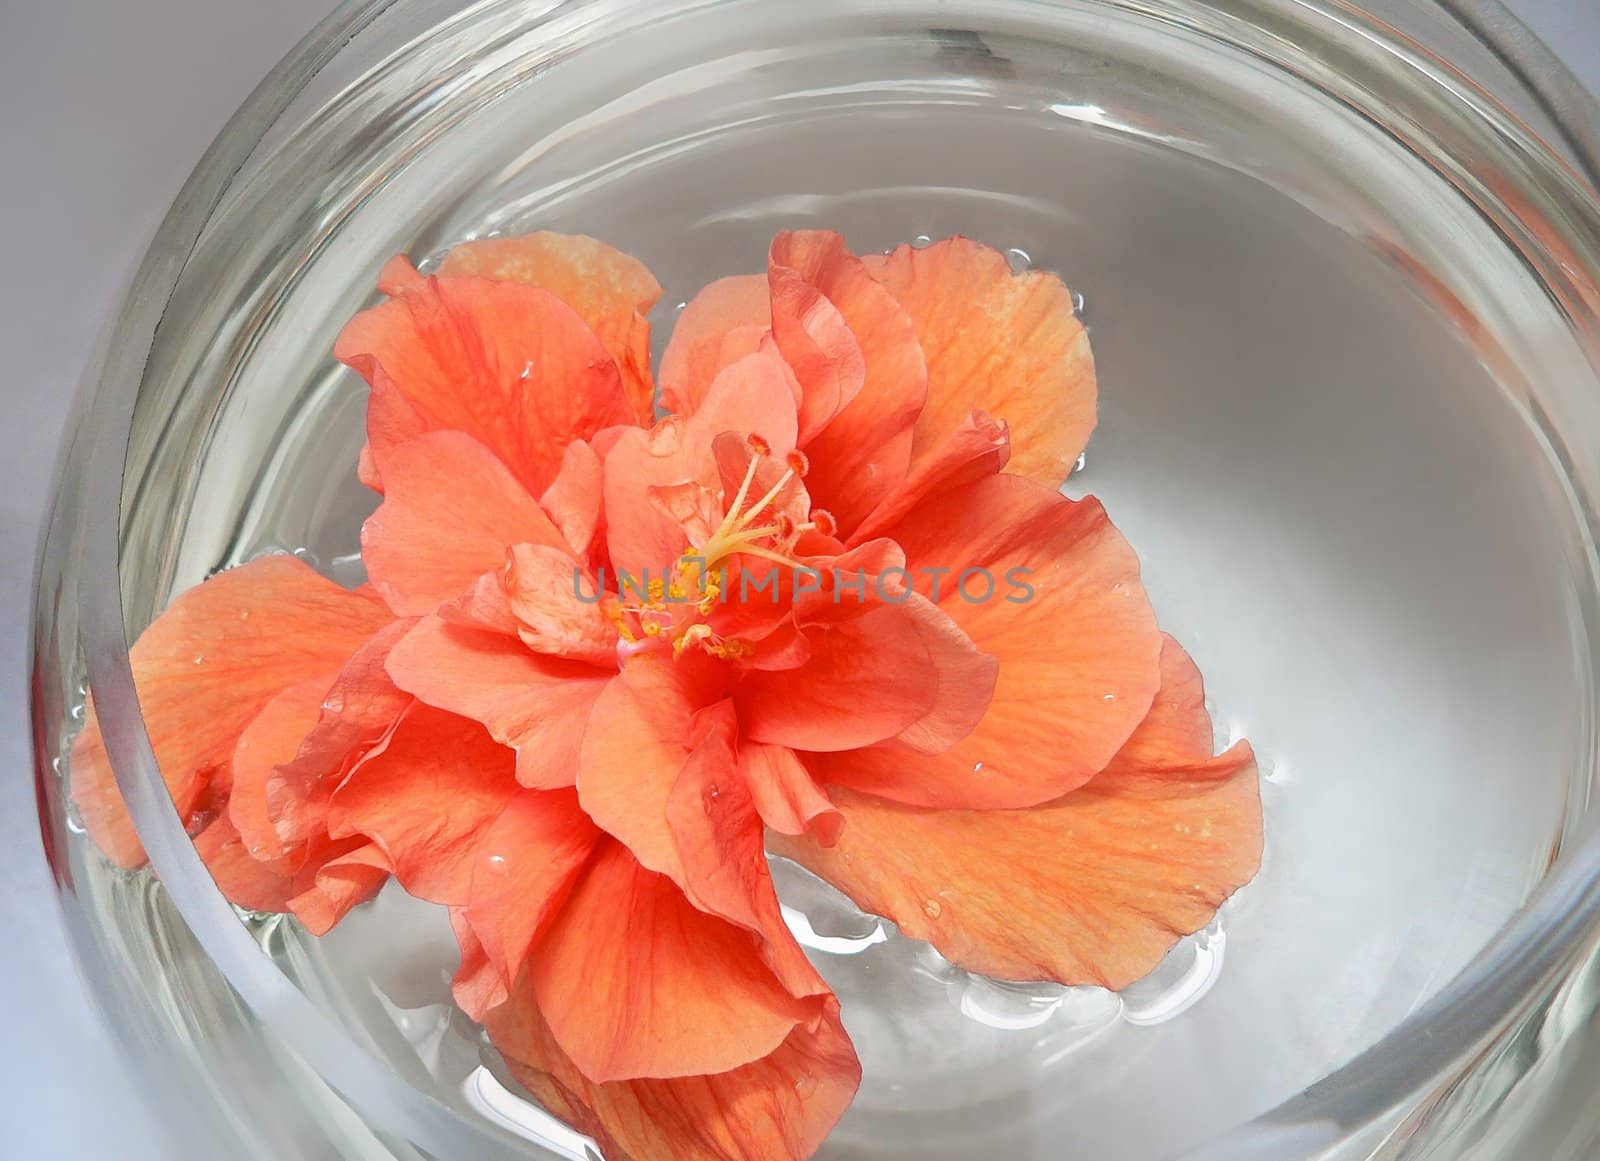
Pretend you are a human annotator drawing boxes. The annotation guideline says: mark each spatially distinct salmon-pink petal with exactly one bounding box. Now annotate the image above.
[850,409,1011,545]
[262,619,416,854]
[490,985,859,1161]
[450,909,501,1021]
[288,842,390,936]
[503,543,618,666]
[577,652,727,880]
[734,605,940,752]
[772,639,1262,989]
[227,674,337,859]
[437,232,663,424]
[741,742,842,846]
[663,702,764,930]
[891,594,998,755]
[664,705,837,1002]
[528,838,810,1082]
[193,814,296,913]
[769,231,926,533]
[327,705,518,905]
[359,379,429,492]
[386,616,613,790]
[335,262,634,496]
[863,237,1095,488]
[70,556,391,868]
[538,439,604,559]
[808,475,1162,808]
[604,349,800,578]
[767,262,864,444]
[362,430,567,616]
[659,274,771,415]
[459,788,599,1015]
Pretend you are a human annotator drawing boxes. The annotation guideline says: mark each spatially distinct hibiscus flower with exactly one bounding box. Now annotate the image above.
[71,228,1261,1161]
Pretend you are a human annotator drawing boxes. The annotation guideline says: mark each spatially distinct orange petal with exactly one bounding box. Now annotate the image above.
[288,842,391,937]
[741,742,842,847]
[192,814,297,913]
[527,837,811,1082]
[359,378,429,492]
[362,430,568,616]
[863,237,1094,489]
[769,231,926,533]
[458,788,600,1015]
[450,908,502,1021]
[850,409,1011,545]
[604,348,800,578]
[327,705,519,905]
[767,260,864,445]
[577,652,727,879]
[385,616,613,790]
[734,604,941,752]
[891,593,998,755]
[773,638,1262,988]
[259,618,416,854]
[489,982,859,1161]
[807,475,1162,808]
[437,232,663,425]
[502,543,618,666]
[659,274,771,416]
[217,671,392,930]
[70,556,391,868]
[227,673,338,860]
[664,704,835,1003]
[538,439,605,559]
[335,261,635,496]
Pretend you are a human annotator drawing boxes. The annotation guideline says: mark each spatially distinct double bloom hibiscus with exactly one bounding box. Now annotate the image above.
[72,229,1262,1160]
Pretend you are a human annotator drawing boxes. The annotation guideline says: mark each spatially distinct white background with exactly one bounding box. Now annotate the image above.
[0,2,1594,1156]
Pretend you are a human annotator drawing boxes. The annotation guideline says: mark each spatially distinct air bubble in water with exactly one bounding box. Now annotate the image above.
[912,234,934,249]
[1005,247,1032,273]
[1073,290,1087,314]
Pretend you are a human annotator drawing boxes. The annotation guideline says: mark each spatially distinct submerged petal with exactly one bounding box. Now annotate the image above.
[773,638,1262,989]
[437,232,664,424]
[809,475,1162,808]
[335,261,635,496]
[863,237,1095,489]
[71,556,390,868]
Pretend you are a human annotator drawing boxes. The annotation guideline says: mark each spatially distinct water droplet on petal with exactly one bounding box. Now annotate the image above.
[519,359,535,381]
[1005,247,1032,273]
[673,300,689,316]
[923,898,943,919]
[1102,692,1116,702]
[1073,290,1087,314]
[972,761,985,774]
[911,234,934,249]
[193,654,205,665]
[1074,452,1087,475]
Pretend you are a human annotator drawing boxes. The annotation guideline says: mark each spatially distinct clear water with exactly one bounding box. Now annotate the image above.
[75,5,1600,1159]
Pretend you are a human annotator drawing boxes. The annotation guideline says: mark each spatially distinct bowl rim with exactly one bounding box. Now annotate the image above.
[37,0,1600,1157]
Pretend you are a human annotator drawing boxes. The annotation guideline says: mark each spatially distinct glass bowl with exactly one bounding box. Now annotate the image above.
[31,1,1600,1158]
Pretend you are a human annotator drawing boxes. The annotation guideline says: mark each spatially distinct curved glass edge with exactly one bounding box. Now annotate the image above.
[25,1,1600,1159]
[31,1,546,1158]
